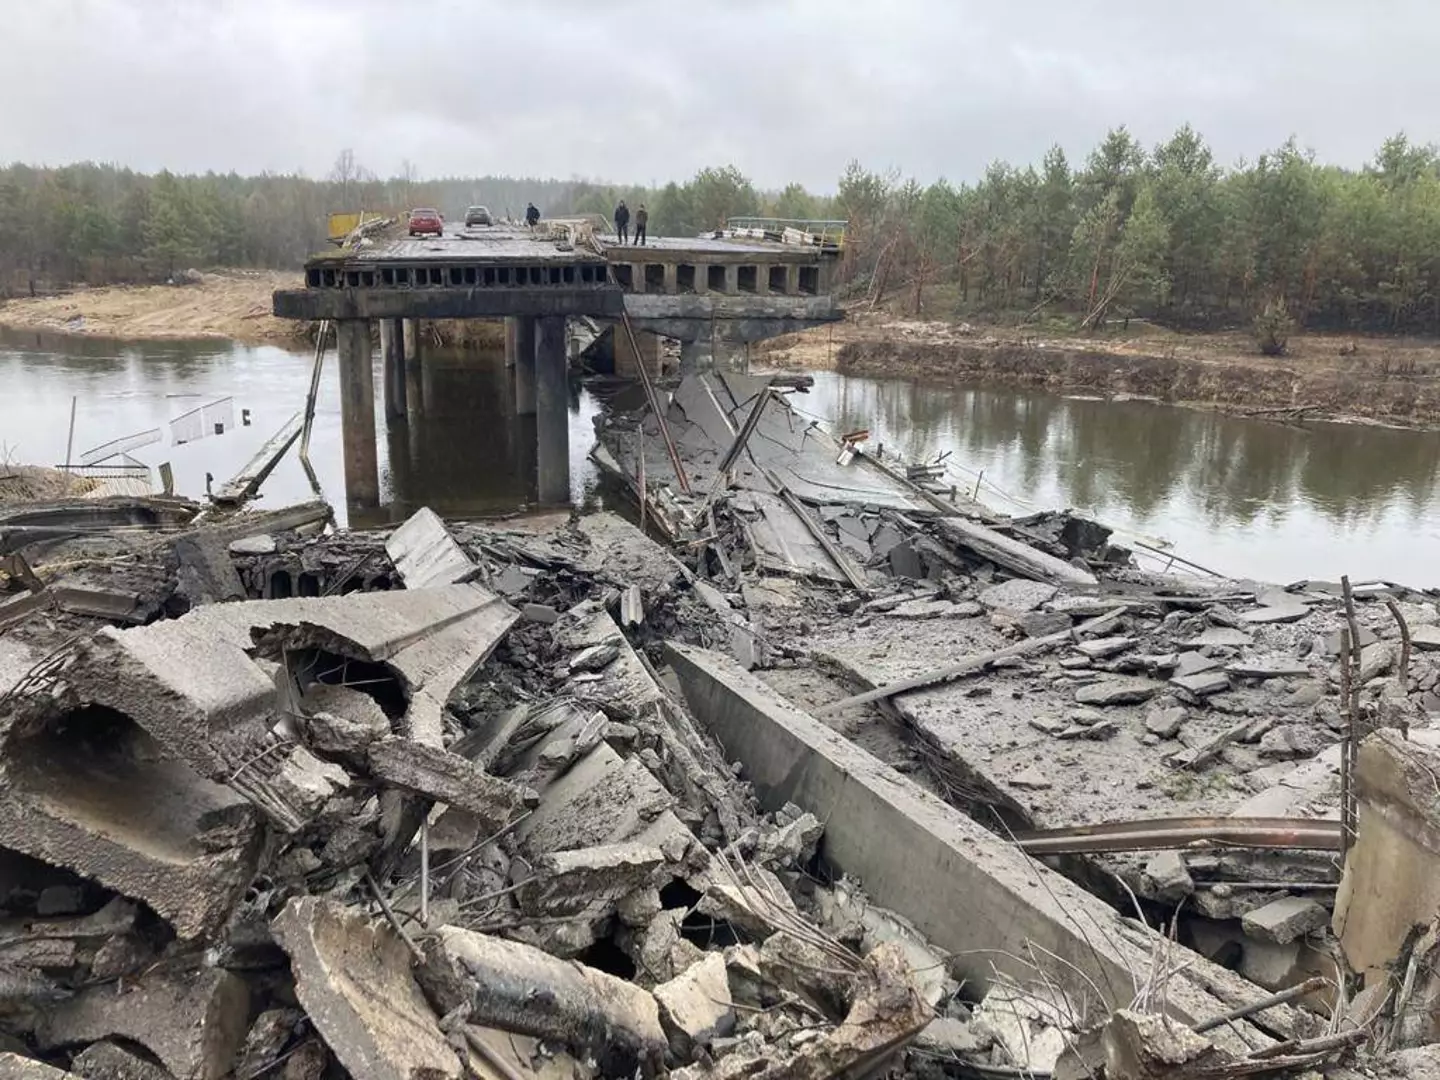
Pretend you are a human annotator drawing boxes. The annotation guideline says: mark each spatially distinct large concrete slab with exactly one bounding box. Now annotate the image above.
[664,643,1303,1048]
[385,507,476,590]
[0,705,263,939]
[36,967,249,1080]
[1335,730,1440,983]
[273,898,461,1080]
[70,584,516,781]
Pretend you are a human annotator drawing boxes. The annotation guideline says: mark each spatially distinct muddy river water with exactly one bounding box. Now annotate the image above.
[2,329,1438,587]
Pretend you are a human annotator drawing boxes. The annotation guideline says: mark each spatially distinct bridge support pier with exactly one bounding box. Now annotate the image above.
[534,314,569,505]
[336,319,380,509]
[403,318,424,415]
[679,338,748,375]
[512,315,537,415]
[380,318,407,421]
[613,324,663,379]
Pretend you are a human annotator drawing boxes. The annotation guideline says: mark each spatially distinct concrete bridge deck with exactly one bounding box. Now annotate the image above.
[277,225,837,319]
[271,221,846,514]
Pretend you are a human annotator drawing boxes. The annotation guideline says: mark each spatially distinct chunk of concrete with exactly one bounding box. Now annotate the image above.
[1074,677,1164,706]
[1225,658,1312,680]
[418,925,666,1077]
[303,683,392,757]
[68,584,517,807]
[696,864,802,941]
[367,737,523,826]
[1178,628,1252,650]
[665,643,1308,1049]
[1021,611,1073,637]
[227,534,277,556]
[1241,896,1329,945]
[36,967,249,1080]
[385,507,475,589]
[71,1041,177,1080]
[1100,1010,1231,1080]
[1169,671,1232,697]
[1145,707,1187,740]
[520,603,559,625]
[654,953,736,1058]
[173,534,247,606]
[1174,651,1223,677]
[1357,642,1396,683]
[270,746,352,826]
[1077,637,1135,660]
[1335,730,1440,984]
[271,898,461,1080]
[0,710,264,939]
[977,579,1059,613]
[0,1056,78,1080]
[520,841,665,919]
[1142,851,1194,902]
[1411,625,1440,651]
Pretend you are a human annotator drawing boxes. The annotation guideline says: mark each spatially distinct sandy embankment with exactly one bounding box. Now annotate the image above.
[0,271,306,345]
[755,315,1440,429]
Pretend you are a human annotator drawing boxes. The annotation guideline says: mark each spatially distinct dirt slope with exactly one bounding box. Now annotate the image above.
[0,271,306,345]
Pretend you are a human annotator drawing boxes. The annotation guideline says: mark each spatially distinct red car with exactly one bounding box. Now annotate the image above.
[408,208,444,237]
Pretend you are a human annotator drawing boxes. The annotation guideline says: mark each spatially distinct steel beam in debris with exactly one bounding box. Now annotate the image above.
[1014,816,1342,856]
[211,411,304,508]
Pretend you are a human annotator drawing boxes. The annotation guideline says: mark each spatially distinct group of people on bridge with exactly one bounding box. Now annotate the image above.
[613,201,648,245]
[519,199,649,245]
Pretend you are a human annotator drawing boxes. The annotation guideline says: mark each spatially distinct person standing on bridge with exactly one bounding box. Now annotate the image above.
[614,200,630,244]
[634,204,649,246]
[525,202,540,227]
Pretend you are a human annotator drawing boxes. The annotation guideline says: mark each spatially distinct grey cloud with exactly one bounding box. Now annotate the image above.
[3,0,1439,190]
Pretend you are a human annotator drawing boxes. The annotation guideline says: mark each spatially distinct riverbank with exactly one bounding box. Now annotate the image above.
[0,271,508,350]
[757,315,1440,429]
[0,270,306,344]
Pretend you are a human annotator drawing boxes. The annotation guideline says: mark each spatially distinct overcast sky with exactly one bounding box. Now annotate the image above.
[5,0,1439,192]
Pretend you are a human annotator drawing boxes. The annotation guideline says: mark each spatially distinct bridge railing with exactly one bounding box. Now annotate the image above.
[725,218,847,249]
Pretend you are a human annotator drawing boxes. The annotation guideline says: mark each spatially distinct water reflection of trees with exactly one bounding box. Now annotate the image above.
[806,373,1440,533]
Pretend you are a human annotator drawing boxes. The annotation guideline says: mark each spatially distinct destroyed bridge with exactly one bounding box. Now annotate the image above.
[272,221,844,511]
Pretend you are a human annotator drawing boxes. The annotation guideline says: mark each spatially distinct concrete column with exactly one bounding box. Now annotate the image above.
[695,264,710,295]
[663,263,679,295]
[534,315,570,505]
[380,318,407,421]
[336,319,380,509]
[403,318,424,416]
[503,316,519,370]
[723,265,739,295]
[784,264,800,296]
[680,338,748,376]
[613,324,661,380]
[512,315,537,416]
[630,264,645,294]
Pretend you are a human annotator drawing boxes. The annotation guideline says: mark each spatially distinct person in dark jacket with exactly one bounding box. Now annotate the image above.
[634,204,649,245]
[525,202,540,227]
[614,200,630,244]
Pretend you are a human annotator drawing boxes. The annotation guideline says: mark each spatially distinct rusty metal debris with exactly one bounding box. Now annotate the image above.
[1014,816,1343,856]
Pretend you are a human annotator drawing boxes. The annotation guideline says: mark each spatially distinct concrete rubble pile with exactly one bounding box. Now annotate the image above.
[0,503,970,1080]
[4,372,1440,1077]
[582,370,1440,1076]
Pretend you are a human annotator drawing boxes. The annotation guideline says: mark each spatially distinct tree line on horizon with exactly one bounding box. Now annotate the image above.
[4,126,1440,336]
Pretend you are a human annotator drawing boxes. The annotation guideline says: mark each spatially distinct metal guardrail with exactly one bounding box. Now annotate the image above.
[727,218,848,247]
[54,463,150,480]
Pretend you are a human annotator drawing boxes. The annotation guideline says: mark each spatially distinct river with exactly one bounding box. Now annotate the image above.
[2,329,1438,586]
[800,371,1440,587]
[0,329,603,526]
